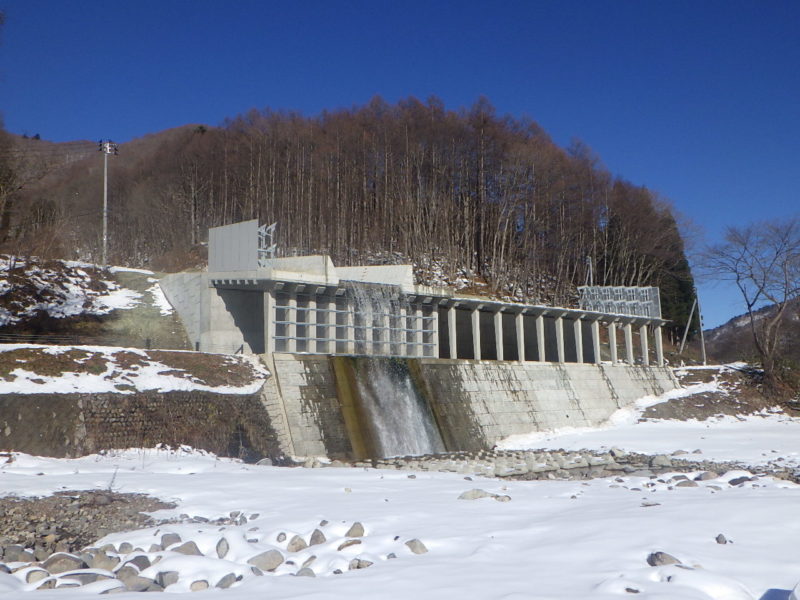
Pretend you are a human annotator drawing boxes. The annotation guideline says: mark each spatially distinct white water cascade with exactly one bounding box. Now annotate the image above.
[354,358,445,457]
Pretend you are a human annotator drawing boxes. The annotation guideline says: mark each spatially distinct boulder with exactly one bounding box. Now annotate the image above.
[156,571,180,588]
[287,535,308,552]
[247,549,284,572]
[216,573,238,589]
[345,522,365,538]
[160,533,181,548]
[173,541,202,556]
[43,553,87,574]
[296,567,315,577]
[309,529,326,546]
[646,551,681,567]
[405,539,428,554]
[216,538,229,559]
[190,580,209,591]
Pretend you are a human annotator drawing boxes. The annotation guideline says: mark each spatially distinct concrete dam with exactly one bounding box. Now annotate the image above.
[158,220,678,461]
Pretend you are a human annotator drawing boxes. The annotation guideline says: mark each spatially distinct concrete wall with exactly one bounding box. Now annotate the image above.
[262,354,678,458]
[161,272,253,354]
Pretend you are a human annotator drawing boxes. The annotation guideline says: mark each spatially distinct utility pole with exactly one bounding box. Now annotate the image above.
[98,140,118,267]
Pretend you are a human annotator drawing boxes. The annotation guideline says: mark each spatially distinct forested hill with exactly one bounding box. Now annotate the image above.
[0,97,696,339]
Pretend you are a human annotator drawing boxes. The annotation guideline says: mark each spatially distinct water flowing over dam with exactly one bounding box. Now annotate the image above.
[352,358,444,457]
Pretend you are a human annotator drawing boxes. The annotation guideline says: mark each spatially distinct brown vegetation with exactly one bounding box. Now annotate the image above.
[0,97,697,337]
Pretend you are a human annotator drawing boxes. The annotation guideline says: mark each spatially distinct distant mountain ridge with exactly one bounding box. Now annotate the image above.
[705,297,800,364]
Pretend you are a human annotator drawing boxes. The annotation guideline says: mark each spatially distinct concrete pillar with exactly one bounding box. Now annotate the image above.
[573,319,583,363]
[395,304,406,357]
[415,305,424,358]
[536,314,546,362]
[324,296,335,355]
[378,305,389,356]
[448,305,458,359]
[286,294,297,353]
[494,311,504,361]
[608,322,618,364]
[515,313,525,362]
[655,324,664,366]
[624,323,634,364]
[555,316,565,363]
[307,295,318,354]
[344,297,355,355]
[592,320,601,364]
[263,290,275,354]
[472,308,481,361]
[430,305,440,358]
[640,324,650,366]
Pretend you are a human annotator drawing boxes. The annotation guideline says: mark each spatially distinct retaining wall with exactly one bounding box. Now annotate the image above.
[0,391,284,460]
[265,354,679,457]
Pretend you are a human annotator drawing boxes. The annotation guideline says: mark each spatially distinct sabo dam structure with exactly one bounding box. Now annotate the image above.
[160,220,678,461]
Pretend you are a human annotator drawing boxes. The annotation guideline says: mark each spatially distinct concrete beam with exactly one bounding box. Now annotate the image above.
[307,295,318,354]
[430,306,440,359]
[286,294,297,353]
[415,305,425,358]
[516,312,525,362]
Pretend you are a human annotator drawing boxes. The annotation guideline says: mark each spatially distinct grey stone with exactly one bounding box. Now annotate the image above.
[646,551,681,567]
[124,555,151,571]
[729,476,752,486]
[276,532,286,543]
[216,538,229,559]
[695,471,719,481]
[160,533,181,548]
[348,558,373,570]
[296,567,315,577]
[115,566,140,582]
[216,573,237,589]
[494,494,512,502]
[649,455,673,468]
[458,488,492,500]
[26,568,49,583]
[173,541,202,556]
[90,551,120,571]
[123,574,160,592]
[247,549,284,572]
[148,544,163,553]
[337,539,362,551]
[345,522,365,537]
[156,571,180,588]
[675,480,698,488]
[3,545,34,562]
[287,535,308,552]
[190,580,209,591]
[43,552,87,574]
[302,555,316,568]
[405,539,428,554]
[117,542,134,554]
[309,529,326,546]
[715,534,728,545]
[386,552,397,559]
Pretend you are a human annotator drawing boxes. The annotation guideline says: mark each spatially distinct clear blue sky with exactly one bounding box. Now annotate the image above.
[1,0,798,329]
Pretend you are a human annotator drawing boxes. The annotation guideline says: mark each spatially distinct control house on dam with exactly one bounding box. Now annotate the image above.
[162,221,678,460]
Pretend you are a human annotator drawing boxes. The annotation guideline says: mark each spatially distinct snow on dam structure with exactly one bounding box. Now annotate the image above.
[157,221,679,460]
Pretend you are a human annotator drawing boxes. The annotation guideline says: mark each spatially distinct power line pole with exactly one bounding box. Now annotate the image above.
[98,140,118,267]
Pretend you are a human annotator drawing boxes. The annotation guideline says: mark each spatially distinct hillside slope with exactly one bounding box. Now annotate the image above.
[704,298,800,364]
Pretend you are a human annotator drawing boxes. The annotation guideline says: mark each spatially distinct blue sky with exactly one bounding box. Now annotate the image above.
[1,0,798,329]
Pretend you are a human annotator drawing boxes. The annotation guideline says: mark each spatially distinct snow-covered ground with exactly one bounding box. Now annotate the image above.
[0,256,142,327]
[0,344,268,394]
[2,402,800,598]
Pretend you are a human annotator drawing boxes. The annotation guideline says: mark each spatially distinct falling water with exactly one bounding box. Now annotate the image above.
[354,357,445,457]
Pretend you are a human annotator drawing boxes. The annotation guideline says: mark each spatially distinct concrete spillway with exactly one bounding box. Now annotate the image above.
[352,358,444,457]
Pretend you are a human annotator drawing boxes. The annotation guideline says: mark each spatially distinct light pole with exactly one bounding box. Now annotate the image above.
[98,140,118,267]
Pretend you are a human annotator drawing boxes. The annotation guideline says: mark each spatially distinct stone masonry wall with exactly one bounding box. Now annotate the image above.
[0,392,284,461]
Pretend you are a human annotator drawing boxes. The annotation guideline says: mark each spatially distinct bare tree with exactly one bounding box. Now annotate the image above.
[704,217,800,391]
